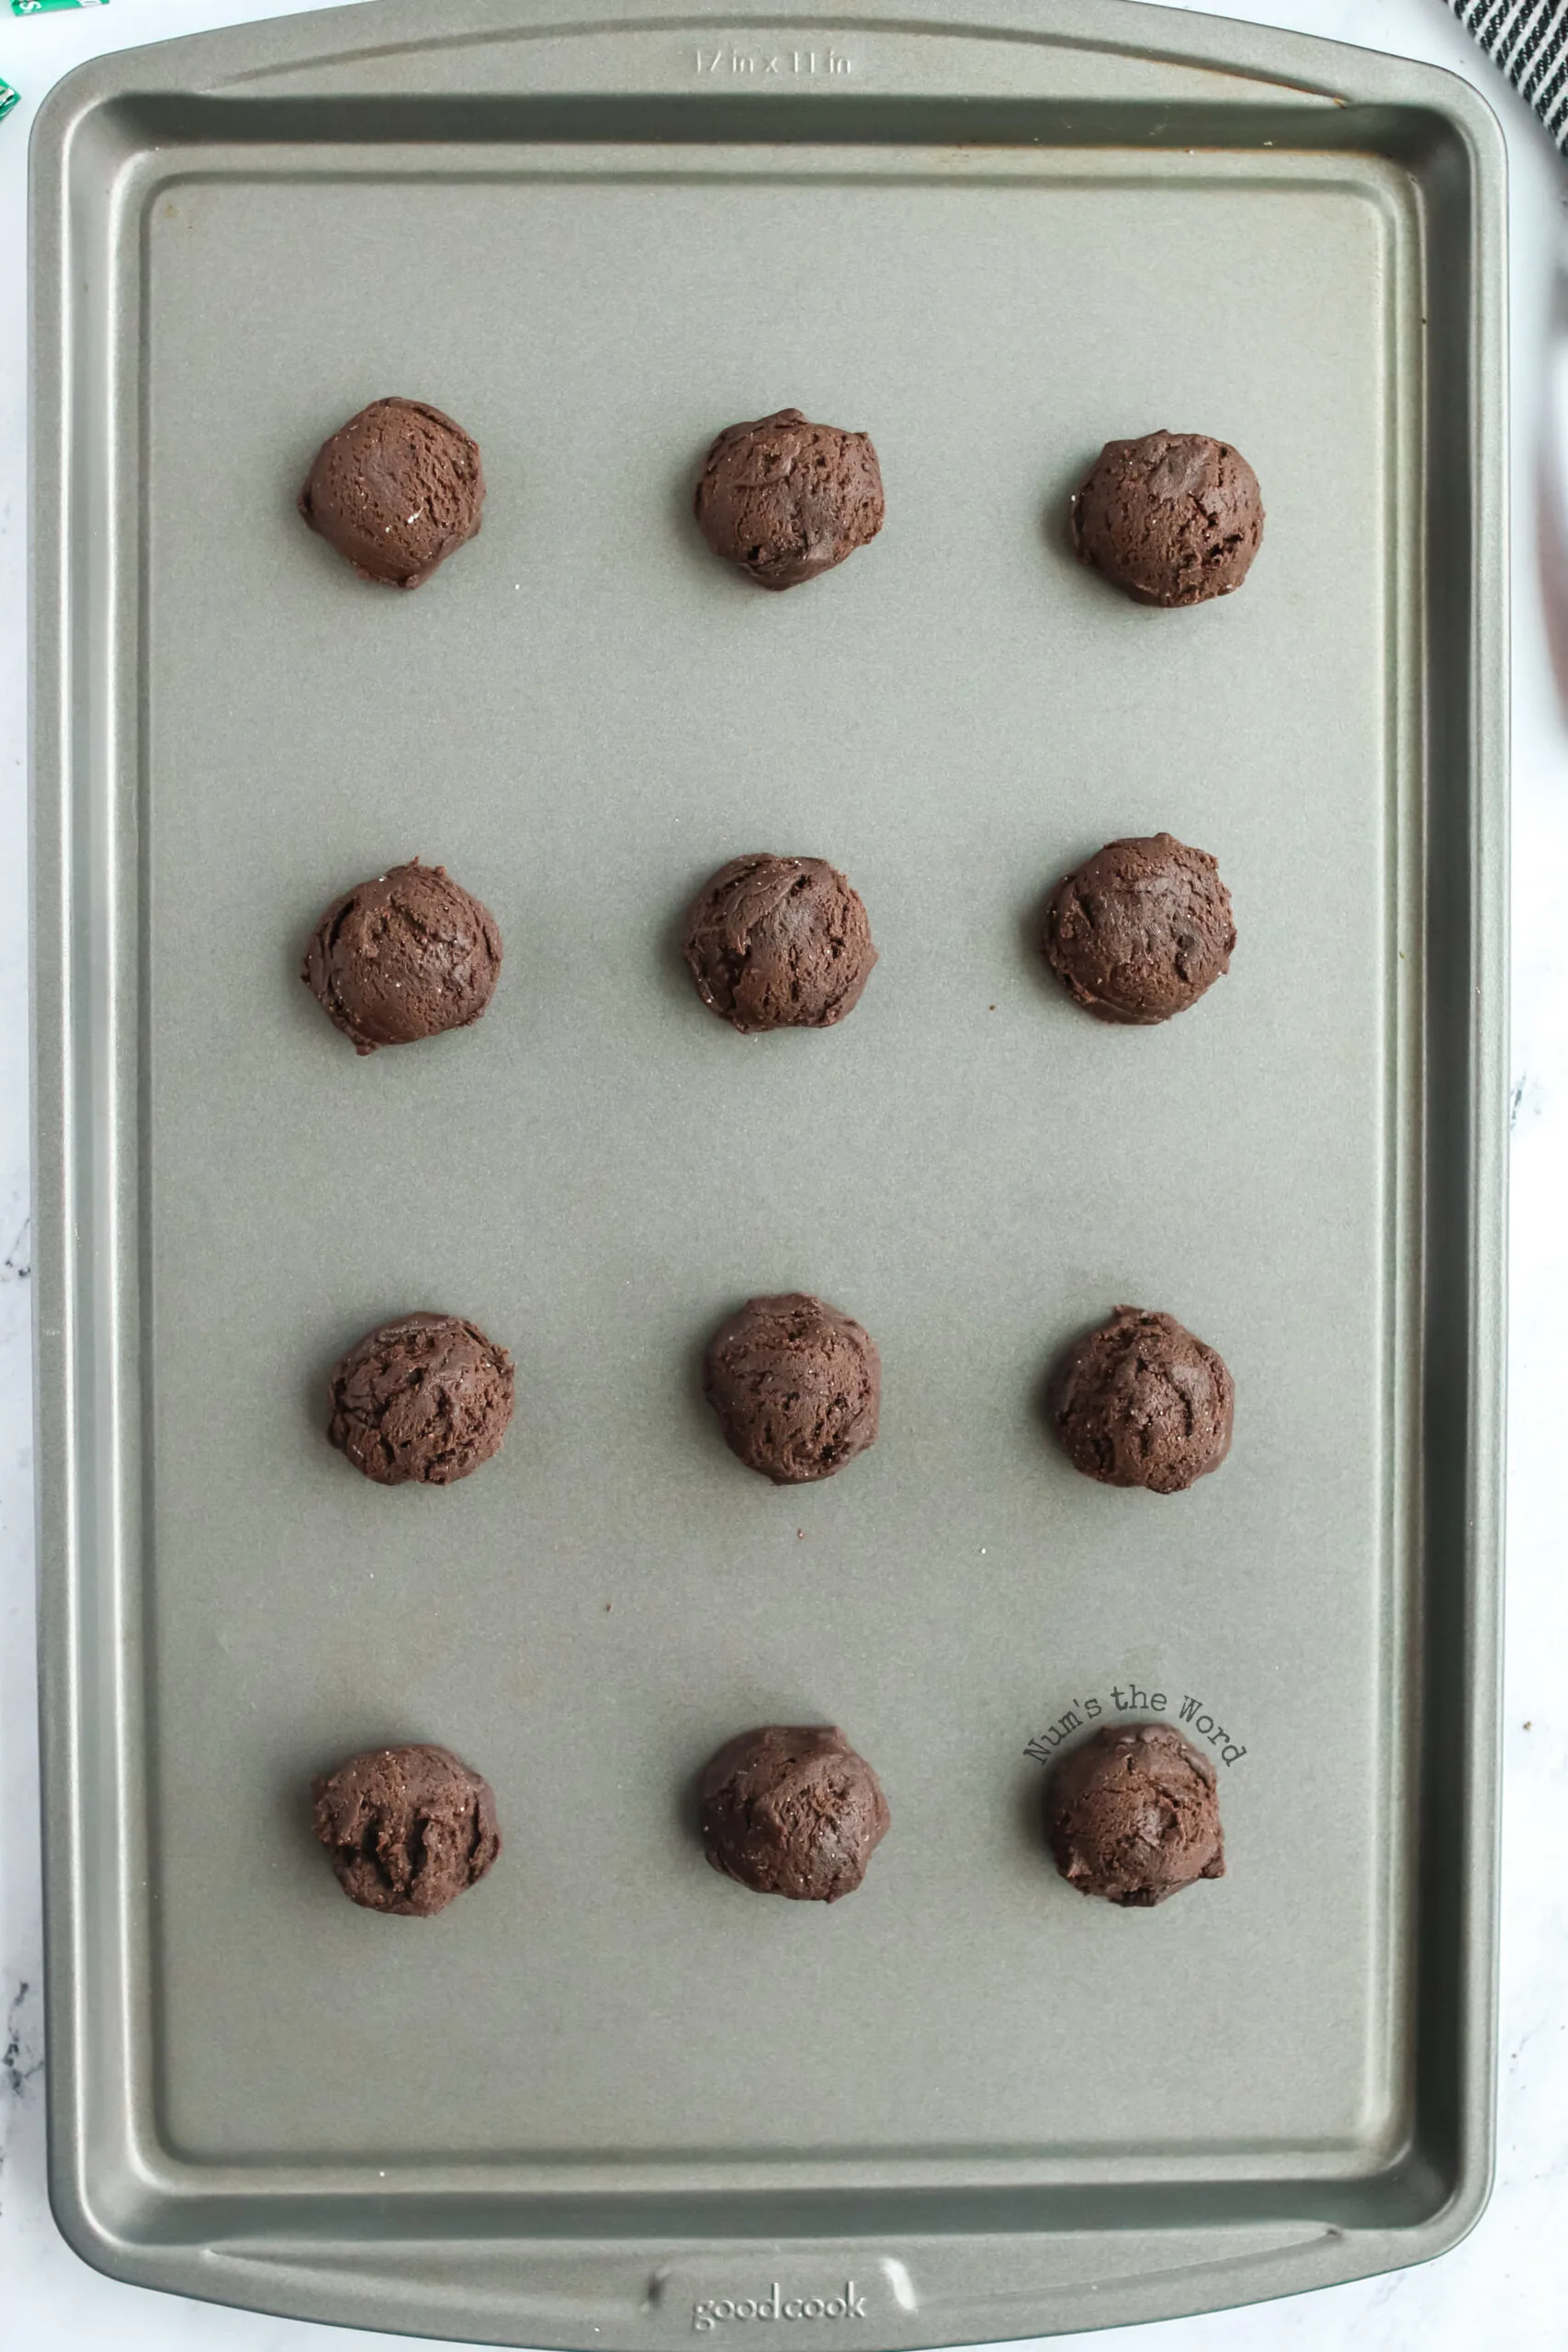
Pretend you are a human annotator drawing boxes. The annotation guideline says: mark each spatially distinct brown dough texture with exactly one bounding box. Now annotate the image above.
[1071,432,1262,606]
[329,1311,514,1486]
[1054,1306,1233,1495]
[299,397,484,587]
[682,854,877,1034]
[694,409,884,589]
[311,1743,501,1916]
[1046,1724,1224,1906]
[698,1724,889,1901]
[703,1293,880,1485]
[1043,833,1234,1025]
[302,860,502,1054]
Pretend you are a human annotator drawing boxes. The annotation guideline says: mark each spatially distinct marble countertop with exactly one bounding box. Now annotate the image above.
[1,0,1562,2344]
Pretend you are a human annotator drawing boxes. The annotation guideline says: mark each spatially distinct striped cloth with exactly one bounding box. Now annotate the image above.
[1453,1,1568,148]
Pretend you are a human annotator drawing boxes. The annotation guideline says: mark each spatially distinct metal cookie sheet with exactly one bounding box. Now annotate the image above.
[29,0,1507,2341]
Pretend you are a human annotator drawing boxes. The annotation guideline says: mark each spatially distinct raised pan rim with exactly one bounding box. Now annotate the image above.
[29,1,1507,2343]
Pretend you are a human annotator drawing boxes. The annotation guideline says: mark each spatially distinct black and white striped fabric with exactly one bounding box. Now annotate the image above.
[1453,1,1568,149]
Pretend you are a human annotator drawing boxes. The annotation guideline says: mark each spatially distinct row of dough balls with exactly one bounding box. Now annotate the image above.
[322,1295,1234,1497]
[299,836,1236,1052]
[299,397,1265,607]
[309,1718,1224,1920]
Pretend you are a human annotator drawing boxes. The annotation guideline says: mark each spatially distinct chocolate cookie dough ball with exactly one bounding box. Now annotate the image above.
[311,1743,501,1916]
[694,408,884,590]
[698,1725,889,1901]
[299,397,484,588]
[703,1294,880,1486]
[1046,1724,1224,1906]
[328,1311,514,1487]
[302,859,502,1055]
[1071,432,1263,606]
[1055,1307,1233,1495]
[1043,833,1234,1025]
[682,854,877,1034]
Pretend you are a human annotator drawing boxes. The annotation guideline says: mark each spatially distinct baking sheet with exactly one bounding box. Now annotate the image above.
[30,0,1507,2341]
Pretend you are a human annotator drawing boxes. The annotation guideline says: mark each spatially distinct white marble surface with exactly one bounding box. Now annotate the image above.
[1,0,1563,2343]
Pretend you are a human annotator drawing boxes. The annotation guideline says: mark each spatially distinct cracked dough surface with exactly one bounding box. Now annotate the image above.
[681,854,877,1035]
[328,1310,514,1486]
